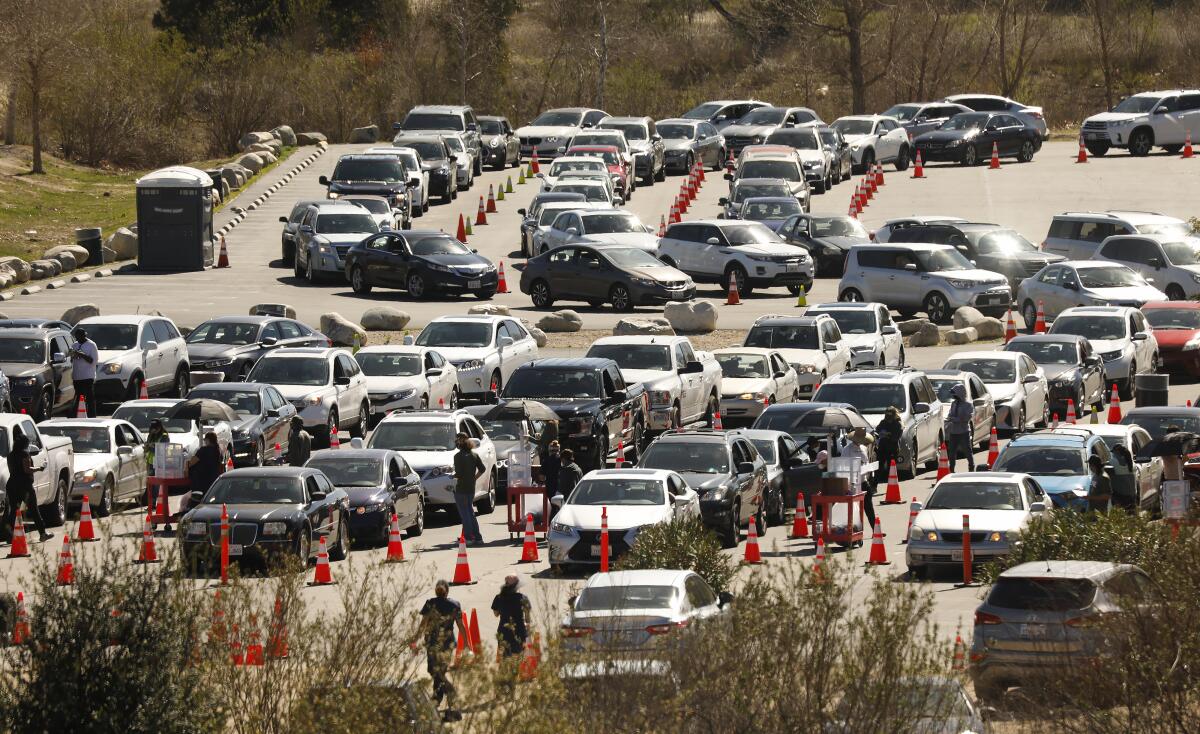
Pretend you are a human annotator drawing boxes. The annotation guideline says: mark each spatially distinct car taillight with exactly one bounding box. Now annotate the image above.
[645,620,689,635]
[1027,110,1044,120]
[1038,240,1046,251]
[560,625,595,638]
[1065,615,1097,628]
[975,611,1003,626]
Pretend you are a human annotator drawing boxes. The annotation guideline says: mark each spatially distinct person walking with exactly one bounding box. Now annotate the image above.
[3,428,52,543]
[411,580,468,723]
[286,417,312,467]
[68,326,98,417]
[1086,455,1113,512]
[453,432,486,545]
[541,440,561,498]
[945,383,975,473]
[186,432,225,512]
[557,448,583,497]
[874,405,903,492]
[491,574,532,662]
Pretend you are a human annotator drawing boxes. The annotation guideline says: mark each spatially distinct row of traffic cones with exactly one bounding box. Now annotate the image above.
[847,163,887,218]
[1076,131,1194,163]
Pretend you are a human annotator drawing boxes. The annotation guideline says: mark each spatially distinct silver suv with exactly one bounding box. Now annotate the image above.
[395,105,482,175]
[1041,210,1193,261]
[246,347,370,446]
[1093,234,1200,301]
[838,244,1011,324]
[598,116,665,185]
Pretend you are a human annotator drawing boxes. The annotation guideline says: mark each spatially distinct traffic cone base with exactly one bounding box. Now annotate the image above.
[456,213,467,243]
[486,184,497,213]
[1004,308,1017,344]
[726,278,741,306]
[451,534,476,585]
[1076,138,1088,163]
[75,395,88,418]
[912,150,925,178]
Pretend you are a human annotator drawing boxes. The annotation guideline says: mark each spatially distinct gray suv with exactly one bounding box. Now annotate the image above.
[394,105,482,175]
[598,116,665,184]
[656,118,726,173]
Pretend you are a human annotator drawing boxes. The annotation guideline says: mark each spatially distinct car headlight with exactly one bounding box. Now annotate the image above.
[924,530,938,542]
[457,359,483,371]
[630,276,656,286]
[327,192,341,199]
[746,254,778,262]
[947,279,975,289]
[1183,336,1200,351]
[550,521,573,534]
[1100,349,1124,361]
[203,357,234,368]
[305,394,323,406]
[74,470,96,484]
[13,376,37,387]
[793,364,814,374]
[187,522,207,536]
[850,345,875,353]
[428,465,454,478]
[427,262,452,273]
[1191,273,1200,285]
[262,522,288,537]
[544,136,560,144]
[391,388,417,400]
[947,139,963,147]
[103,363,122,375]
[317,243,332,255]
[988,531,1004,543]
[737,392,765,400]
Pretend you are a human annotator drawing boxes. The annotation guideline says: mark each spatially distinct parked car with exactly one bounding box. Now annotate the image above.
[1051,423,1163,512]
[1041,210,1193,262]
[293,201,380,284]
[389,135,458,204]
[721,106,822,157]
[884,221,1064,289]
[1079,89,1200,156]
[517,191,587,257]
[550,178,620,206]
[111,398,235,463]
[477,115,520,169]
[517,107,609,160]
[185,315,326,383]
[764,125,834,193]
[913,112,1040,166]
[522,244,694,311]
[586,336,722,433]
[364,146,430,215]
[942,351,1048,434]
[537,155,611,191]
[186,382,296,467]
[1016,261,1167,325]
[181,467,351,568]
[538,208,658,254]
[637,429,767,547]
[831,115,912,172]
[1142,300,1200,374]
[345,229,498,300]
[414,315,540,401]
[943,93,1047,139]
[728,152,811,210]
[838,244,1012,323]
[681,99,771,131]
[597,116,665,184]
[78,315,190,407]
[1003,334,1107,419]
[1092,234,1200,301]
[719,177,796,220]
[656,118,726,172]
[367,409,498,513]
[923,369,997,449]
[906,471,1049,578]
[1121,406,1200,443]
[880,101,972,138]
[0,319,70,330]
[305,448,424,543]
[442,133,475,191]
[1046,306,1159,400]
[279,200,329,265]
[353,345,458,422]
[563,133,635,190]
[831,677,994,734]
[712,348,800,423]
[564,145,631,199]
[776,214,871,276]
[341,195,406,231]
[548,469,699,572]
[872,215,968,243]
[527,201,611,256]
[658,219,814,296]
[737,196,804,232]
[989,431,1113,510]
[246,347,369,446]
[744,314,852,399]
[816,125,853,184]
[805,301,904,368]
[39,418,145,517]
[0,326,74,420]
[317,154,414,227]
[395,104,481,174]
[737,428,806,526]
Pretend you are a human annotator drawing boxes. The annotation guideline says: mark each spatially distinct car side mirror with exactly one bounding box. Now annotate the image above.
[1023,374,1041,384]
[1154,106,1168,115]
[1132,331,1149,341]
[51,352,65,364]
[913,402,930,414]
[903,262,918,271]
[335,375,351,385]
[266,408,280,417]
[1063,280,1079,291]
[615,197,624,206]
[551,494,564,511]
[975,463,991,472]
[736,461,754,474]
[673,494,690,506]
[724,173,733,180]
[517,208,527,216]
[261,336,278,346]
[279,216,288,223]
[773,370,787,379]
[469,438,481,449]
[972,397,986,407]
[310,490,326,501]
[881,325,898,335]
[706,237,721,245]
[566,227,578,235]
[1030,501,1047,513]
[143,341,158,352]
[498,336,514,348]
[588,260,600,269]
[718,591,734,608]
[609,389,627,403]
[822,343,837,352]
[426,368,442,377]
[117,445,134,456]
[318,175,329,186]
[405,179,418,188]
[190,490,205,504]
[392,122,403,130]
[679,361,703,374]
[652,133,662,141]
[718,197,729,205]
[299,225,314,234]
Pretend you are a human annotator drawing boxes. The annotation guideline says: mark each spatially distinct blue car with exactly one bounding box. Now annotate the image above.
[344,229,498,300]
[989,430,1114,510]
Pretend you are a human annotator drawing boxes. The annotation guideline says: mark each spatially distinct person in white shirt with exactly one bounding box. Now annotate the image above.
[68,327,99,417]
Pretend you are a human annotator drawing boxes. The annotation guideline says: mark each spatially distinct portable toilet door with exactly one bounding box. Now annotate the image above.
[135,166,215,271]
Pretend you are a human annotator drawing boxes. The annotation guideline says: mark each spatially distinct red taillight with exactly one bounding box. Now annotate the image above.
[560,625,594,638]
[645,620,689,635]
[1027,111,1044,120]
[1065,615,1096,628]
[975,611,1003,626]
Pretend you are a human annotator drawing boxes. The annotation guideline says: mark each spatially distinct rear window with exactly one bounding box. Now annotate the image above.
[987,577,1097,611]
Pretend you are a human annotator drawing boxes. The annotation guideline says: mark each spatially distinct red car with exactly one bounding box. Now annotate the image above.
[565,145,630,199]
[1142,301,1200,374]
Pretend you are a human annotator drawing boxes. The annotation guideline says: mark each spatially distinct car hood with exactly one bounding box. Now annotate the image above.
[0,362,46,378]
[580,232,659,252]
[916,129,978,144]
[840,333,881,350]
[721,376,772,395]
[327,181,405,195]
[425,346,489,363]
[317,233,370,246]
[555,503,671,531]
[662,139,696,152]
[735,242,810,258]
[1086,338,1129,354]
[1081,284,1167,303]
[419,160,449,171]
[421,252,492,269]
[722,124,777,138]
[620,368,674,388]
[918,509,1029,533]
[480,134,505,145]
[987,383,1020,403]
[629,264,688,282]
[677,472,733,494]
[187,343,258,361]
[73,453,117,474]
[1029,474,1088,496]
[532,397,604,418]
[813,235,868,251]
[754,219,788,233]
[363,374,425,394]
[515,125,581,139]
[1086,111,1149,124]
[273,384,332,401]
[342,485,390,506]
[931,268,1008,285]
[396,449,455,468]
[1041,364,1081,382]
[1153,328,1200,349]
[185,503,305,523]
[230,415,263,434]
[774,348,828,368]
[97,348,140,365]
[795,149,825,163]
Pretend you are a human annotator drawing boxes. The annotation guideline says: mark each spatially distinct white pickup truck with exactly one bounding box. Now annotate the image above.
[585,335,723,433]
[0,413,75,527]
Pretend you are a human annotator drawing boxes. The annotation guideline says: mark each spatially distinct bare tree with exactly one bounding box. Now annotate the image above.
[3,84,15,145]
[981,0,1049,99]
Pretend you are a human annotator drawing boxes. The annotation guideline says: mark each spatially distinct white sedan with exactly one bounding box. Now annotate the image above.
[942,351,1048,434]
[712,347,799,422]
[354,345,459,422]
[39,418,147,516]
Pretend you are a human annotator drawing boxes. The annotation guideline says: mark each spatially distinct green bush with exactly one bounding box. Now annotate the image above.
[615,516,737,593]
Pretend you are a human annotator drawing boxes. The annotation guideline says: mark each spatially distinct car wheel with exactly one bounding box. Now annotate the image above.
[476,473,497,514]
[1166,284,1186,301]
[252,438,265,467]
[475,288,496,300]
[924,434,942,471]
[172,368,190,398]
[449,389,459,409]
[44,474,68,527]
[305,257,321,285]
[1022,300,1038,334]
[720,501,740,549]
[610,284,633,312]
[923,292,951,325]
[962,145,978,166]
[530,279,554,308]
[721,265,752,296]
[293,251,305,279]
[406,272,428,299]
[408,496,425,537]
[325,410,338,449]
[1018,140,1035,163]
[838,288,863,302]
[351,401,369,438]
[813,178,826,195]
[704,394,719,428]
[1085,142,1110,157]
[766,484,784,526]
[329,513,350,561]
[685,153,695,174]
[1008,405,1024,436]
[908,565,926,580]
[899,439,918,480]
[126,375,144,402]
[754,500,766,536]
[1128,128,1153,157]
[95,476,115,518]
[296,528,312,565]
[1120,365,1136,401]
[854,149,874,175]
[34,389,51,422]
[894,145,910,171]
[350,266,372,294]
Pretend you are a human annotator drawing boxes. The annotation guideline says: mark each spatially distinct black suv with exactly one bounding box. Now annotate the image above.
[637,429,768,548]
[0,327,73,419]
[887,222,1065,289]
[318,154,416,228]
[390,135,457,205]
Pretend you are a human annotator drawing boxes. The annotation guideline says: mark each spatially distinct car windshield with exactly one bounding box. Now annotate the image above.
[807,309,876,334]
[1135,222,1192,237]
[832,119,874,136]
[743,200,801,220]
[402,112,464,131]
[586,344,671,372]
[943,358,1016,383]
[1112,96,1163,114]
[1050,316,1125,341]
[765,129,819,149]
[306,458,384,487]
[396,151,420,169]
[88,324,138,350]
[39,426,112,454]
[568,478,665,506]
[1145,308,1200,329]
[601,123,646,140]
[190,389,260,415]
[347,198,390,215]
[538,207,575,226]
[732,182,790,202]
[504,369,600,399]
[479,119,503,134]
[532,110,584,126]
[683,103,723,120]
[813,384,906,414]
[368,422,456,451]
[248,357,329,387]
[1123,414,1200,440]
[0,338,44,363]
[657,123,696,139]
[740,161,800,181]
[925,481,1023,510]
[737,108,787,125]
[993,445,1084,475]
[575,585,676,611]
[716,353,771,379]
[570,149,620,165]
[987,577,1096,611]
[915,249,973,271]
[604,248,664,268]
[331,159,406,183]
[356,353,422,377]
[972,230,1039,254]
[111,405,192,434]
[1078,266,1144,288]
[745,325,818,350]
[640,442,729,474]
[724,223,784,245]
[553,183,607,201]
[204,476,305,504]
[1162,241,1200,266]
[750,439,777,463]
[939,113,989,131]
[881,104,921,121]
[812,216,869,238]
[818,129,838,145]
[584,213,641,234]
[444,137,465,153]
[478,419,524,441]
[186,321,261,345]
[1005,341,1079,365]
[410,235,471,256]
[404,141,445,160]
[316,213,379,235]
[550,160,605,176]
[574,134,625,151]
[416,322,491,348]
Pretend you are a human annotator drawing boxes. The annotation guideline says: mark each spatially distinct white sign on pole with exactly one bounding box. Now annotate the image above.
[1162,480,1190,521]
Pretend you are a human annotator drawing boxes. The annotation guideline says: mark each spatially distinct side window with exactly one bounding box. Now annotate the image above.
[608,367,625,391]
[139,324,157,349]
[685,576,717,608]
[1048,219,1079,239]
[1158,96,1180,113]
[584,110,607,126]
[673,343,688,367]
[679,342,697,363]
[277,321,303,340]
[120,425,142,446]
[577,248,602,270]
[20,419,41,449]
[506,321,530,341]
[551,213,571,232]
[970,376,987,399]
[601,370,616,396]
[877,306,893,327]
[333,355,349,380]
[289,204,308,223]
[51,336,70,359]
[780,435,799,458]
[1077,222,1115,243]
[305,476,322,500]
[1133,312,1148,334]
[1178,94,1200,112]
[548,247,576,266]
[162,320,181,340]
[1038,266,1061,285]
[1060,268,1080,290]
[668,224,701,243]
[701,225,726,245]
[855,250,894,269]
[1100,239,1129,262]
[151,320,174,344]
[917,377,936,404]
[260,322,282,342]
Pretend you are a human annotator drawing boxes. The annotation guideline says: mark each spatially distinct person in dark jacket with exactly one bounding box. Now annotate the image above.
[557,449,583,497]
[874,405,903,492]
[945,383,975,472]
[287,417,312,467]
[187,432,225,505]
[411,580,468,722]
[3,428,52,543]
[491,574,532,661]
[541,440,561,497]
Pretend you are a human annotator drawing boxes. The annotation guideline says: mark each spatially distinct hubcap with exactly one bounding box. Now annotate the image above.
[408,275,423,296]
[352,269,364,290]
[613,288,628,309]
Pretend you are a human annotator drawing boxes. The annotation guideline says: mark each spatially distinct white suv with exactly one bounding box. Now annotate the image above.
[743,314,851,399]
[246,347,369,446]
[414,315,539,401]
[1079,89,1200,157]
[1093,234,1200,301]
[804,302,904,368]
[657,220,814,296]
[830,115,912,173]
[80,315,190,408]
[1042,211,1194,262]
[1047,306,1159,400]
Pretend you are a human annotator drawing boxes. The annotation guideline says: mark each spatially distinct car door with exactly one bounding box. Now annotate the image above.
[731,439,759,521]
[662,224,703,273]
[115,423,146,500]
[876,118,902,160]
[698,224,730,276]
[1020,355,1048,421]
[305,474,335,541]
[877,306,902,365]
[463,418,496,494]
[909,379,936,452]
[885,250,921,307]
[1077,339,1102,405]
[1130,310,1155,373]
[968,374,993,445]
[502,320,538,371]
[700,122,721,164]
[430,351,456,405]
[1130,428,1162,507]
[675,341,703,420]
[19,418,51,500]
[331,354,356,422]
[821,319,851,375]
[573,247,612,301]
[266,387,295,451]
[770,352,798,399]
[138,322,167,390]
[49,334,75,412]
[1050,267,1085,317]
[504,119,520,160]
[355,233,396,286]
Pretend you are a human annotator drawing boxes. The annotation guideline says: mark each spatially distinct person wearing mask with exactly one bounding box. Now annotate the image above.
[452,432,486,545]
[541,440,562,498]
[410,580,469,722]
[1086,455,1112,512]
[945,383,975,473]
[68,326,98,417]
[2,428,52,543]
[842,426,876,530]
[286,417,312,467]
[491,574,532,664]
[874,406,903,492]
[557,448,583,497]
[187,432,225,511]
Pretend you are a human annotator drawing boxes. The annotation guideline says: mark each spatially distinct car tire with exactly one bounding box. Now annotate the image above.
[350,266,372,294]
[489,370,502,400]
[172,368,190,398]
[126,375,144,402]
[476,473,497,514]
[351,401,369,438]
[853,149,874,175]
[924,434,942,472]
[305,257,321,285]
[1085,142,1110,157]
[296,529,312,565]
[282,240,294,266]
[923,292,951,325]
[894,145,910,171]
[44,474,68,527]
[813,178,826,195]
[34,389,51,422]
[720,501,740,549]
[962,145,979,166]
[704,394,719,428]
[329,512,350,561]
[1166,284,1186,301]
[1018,140,1035,163]
[908,565,926,580]
[475,288,496,300]
[1008,405,1024,436]
[720,265,752,296]
[530,279,554,308]
[838,288,863,302]
[1128,128,1154,157]
[252,438,265,467]
[610,284,634,312]
[1021,300,1038,334]
[897,347,906,367]
[293,251,305,279]
[95,476,115,518]
[1120,366,1136,401]
[406,272,428,299]
[408,496,425,537]
[684,153,695,175]
[766,484,784,527]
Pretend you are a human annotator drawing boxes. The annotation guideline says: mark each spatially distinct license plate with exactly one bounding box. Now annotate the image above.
[1084,132,1106,140]
[671,292,688,300]
[1020,623,1047,639]
[786,263,801,273]
[468,279,481,289]
[591,544,602,557]
[951,550,964,561]
[228,544,243,556]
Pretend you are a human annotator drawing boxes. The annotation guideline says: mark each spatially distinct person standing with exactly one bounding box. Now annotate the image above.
[541,440,561,498]
[412,580,468,723]
[186,432,224,512]
[3,428,52,543]
[842,427,876,530]
[286,417,312,467]
[452,432,486,545]
[873,406,903,492]
[68,326,98,417]
[1086,455,1112,512]
[557,448,583,497]
[945,383,975,473]
[491,575,532,662]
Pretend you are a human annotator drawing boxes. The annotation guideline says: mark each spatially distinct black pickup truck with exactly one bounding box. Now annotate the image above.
[501,358,647,471]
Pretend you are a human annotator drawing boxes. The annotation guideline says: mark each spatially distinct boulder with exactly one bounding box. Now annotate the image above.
[236,153,264,174]
[664,300,717,333]
[527,326,548,348]
[943,327,978,345]
[613,317,674,336]
[467,304,511,316]
[29,260,60,279]
[101,246,117,263]
[349,125,380,144]
[258,150,278,165]
[0,272,11,290]
[239,131,275,150]
[896,318,931,337]
[907,322,940,348]
[320,312,368,347]
[104,227,138,260]
[61,304,100,324]
[975,317,1005,340]
[247,142,274,154]
[360,306,411,331]
[272,125,297,146]
[46,244,90,264]
[536,310,582,333]
[0,256,31,283]
[49,251,77,272]
[248,304,297,319]
[297,131,328,146]
[218,167,242,191]
[951,306,987,330]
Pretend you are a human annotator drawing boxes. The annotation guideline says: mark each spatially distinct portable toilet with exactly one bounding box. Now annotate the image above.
[135,166,215,271]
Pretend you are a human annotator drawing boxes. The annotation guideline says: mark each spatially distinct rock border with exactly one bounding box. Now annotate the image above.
[215,141,329,240]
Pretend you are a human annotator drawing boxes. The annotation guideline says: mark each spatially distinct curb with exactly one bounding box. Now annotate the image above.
[216,142,328,239]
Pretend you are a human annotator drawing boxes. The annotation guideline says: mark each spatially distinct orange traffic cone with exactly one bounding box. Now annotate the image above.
[713,411,724,430]
[1076,137,1088,163]
[677,189,689,214]
[451,534,475,585]
[308,535,335,586]
[936,442,950,481]
[56,536,74,586]
[267,594,289,659]
[657,214,666,237]
[1184,131,1194,159]
[912,149,925,178]
[475,196,487,226]
[986,426,999,466]
[330,430,341,450]
[519,513,539,563]
[743,516,763,564]
[876,162,886,186]
[1034,301,1047,334]
[456,213,468,243]
[244,618,265,666]
[12,592,30,644]
[865,518,890,566]
[600,506,610,573]
[1107,384,1122,424]
[217,235,230,268]
[882,459,902,504]
[1004,308,1017,343]
[135,512,160,563]
[139,380,150,400]
[903,497,919,545]
[669,203,680,224]
[952,633,966,671]
[518,633,541,681]
[468,609,482,655]
[790,493,809,539]
[497,261,510,293]
[989,141,1001,169]
[7,508,30,557]
[614,440,625,468]
[850,184,862,215]
[75,493,97,542]
[385,512,405,563]
[152,484,170,525]
[867,165,878,194]
[1051,413,1059,430]
[486,184,497,213]
[530,149,540,174]
[725,278,741,306]
[1066,399,1077,424]
[847,199,858,218]
[75,395,87,418]
[812,536,826,584]
[861,177,872,203]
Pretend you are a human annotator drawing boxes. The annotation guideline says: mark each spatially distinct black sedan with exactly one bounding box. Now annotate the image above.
[1004,335,1107,418]
[346,230,498,300]
[180,467,350,570]
[186,315,327,382]
[776,214,871,276]
[520,244,695,311]
[188,382,297,466]
[913,112,1040,166]
[305,448,424,544]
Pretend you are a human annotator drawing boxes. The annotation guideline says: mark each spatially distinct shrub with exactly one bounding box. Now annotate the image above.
[615,516,737,593]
